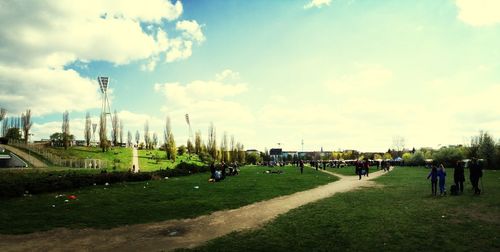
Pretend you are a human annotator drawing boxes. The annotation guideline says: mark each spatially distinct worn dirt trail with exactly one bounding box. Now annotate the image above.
[0,144,47,168]
[0,168,391,252]
[132,147,140,173]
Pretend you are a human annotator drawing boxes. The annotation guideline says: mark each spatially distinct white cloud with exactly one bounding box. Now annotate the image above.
[215,69,241,81]
[324,65,393,95]
[455,0,500,26]
[0,65,100,115]
[154,70,248,105]
[0,0,205,115]
[176,20,205,43]
[304,0,332,9]
[154,70,255,146]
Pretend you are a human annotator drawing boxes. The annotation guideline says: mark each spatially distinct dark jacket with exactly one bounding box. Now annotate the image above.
[454,164,465,182]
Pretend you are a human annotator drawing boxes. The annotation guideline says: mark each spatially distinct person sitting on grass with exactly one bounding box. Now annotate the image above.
[210,162,216,179]
[438,164,447,196]
[427,165,438,196]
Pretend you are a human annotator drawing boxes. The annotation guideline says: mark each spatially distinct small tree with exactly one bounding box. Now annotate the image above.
[127,130,132,147]
[21,109,32,144]
[207,122,217,161]
[119,119,124,145]
[84,112,91,146]
[5,128,21,141]
[178,145,187,156]
[152,132,158,149]
[99,113,109,152]
[187,139,194,154]
[62,111,70,149]
[144,120,150,149]
[194,130,202,154]
[135,130,140,145]
[112,110,119,146]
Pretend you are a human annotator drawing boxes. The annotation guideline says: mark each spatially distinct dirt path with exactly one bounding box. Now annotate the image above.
[132,147,139,173]
[0,168,391,252]
[0,144,47,168]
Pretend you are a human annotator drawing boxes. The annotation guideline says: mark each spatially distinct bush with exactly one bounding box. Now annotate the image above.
[0,163,209,198]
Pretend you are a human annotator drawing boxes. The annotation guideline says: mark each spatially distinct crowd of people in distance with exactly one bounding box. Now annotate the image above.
[209,161,240,182]
[426,158,483,196]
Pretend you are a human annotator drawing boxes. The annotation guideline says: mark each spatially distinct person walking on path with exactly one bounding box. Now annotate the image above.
[299,160,304,174]
[438,164,447,196]
[355,161,362,180]
[469,158,483,195]
[363,159,370,177]
[454,161,465,194]
[427,165,438,196]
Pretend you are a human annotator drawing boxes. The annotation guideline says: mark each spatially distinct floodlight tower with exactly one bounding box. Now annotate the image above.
[98,77,113,137]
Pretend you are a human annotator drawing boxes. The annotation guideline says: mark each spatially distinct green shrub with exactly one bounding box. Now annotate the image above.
[0,163,209,198]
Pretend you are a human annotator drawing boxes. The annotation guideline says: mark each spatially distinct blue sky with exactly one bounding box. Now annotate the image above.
[1,0,499,152]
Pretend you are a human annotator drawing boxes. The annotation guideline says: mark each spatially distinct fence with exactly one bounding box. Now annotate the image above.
[8,140,108,169]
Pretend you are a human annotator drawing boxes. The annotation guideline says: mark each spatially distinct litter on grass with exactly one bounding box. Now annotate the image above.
[194,186,199,189]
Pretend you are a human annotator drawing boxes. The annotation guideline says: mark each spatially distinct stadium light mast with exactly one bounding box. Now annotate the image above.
[98,76,113,137]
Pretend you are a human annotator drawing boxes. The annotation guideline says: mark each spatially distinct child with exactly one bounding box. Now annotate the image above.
[437,164,447,196]
[427,165,438,196]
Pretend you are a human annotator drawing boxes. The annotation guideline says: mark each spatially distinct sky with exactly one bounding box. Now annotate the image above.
[1,0,500,152]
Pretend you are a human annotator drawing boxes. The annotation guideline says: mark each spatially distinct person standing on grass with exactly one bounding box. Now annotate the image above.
[454,161,465,194]
[438,164,447,196]
[427,165,438,196]
[469,158,483,195]
[299,159,304,174]
[210,162,216,179]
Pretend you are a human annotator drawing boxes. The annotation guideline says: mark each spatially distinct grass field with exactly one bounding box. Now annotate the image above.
[138,149,204,171]
[48,146,132,170]
[0,165,336,234]
[186,167,500,252]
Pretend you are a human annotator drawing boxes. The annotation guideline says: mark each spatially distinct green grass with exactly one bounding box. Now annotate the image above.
[138,149,204,171]
[48,146,132,170]
[186,167,500,252]
[0,165,337,234]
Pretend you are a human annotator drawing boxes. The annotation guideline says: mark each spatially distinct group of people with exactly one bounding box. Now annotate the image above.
[209,161,240,182]
[426,158,483,196]
[355,160,370,180]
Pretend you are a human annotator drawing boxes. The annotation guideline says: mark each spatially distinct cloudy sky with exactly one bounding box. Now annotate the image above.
[1,0,499,152]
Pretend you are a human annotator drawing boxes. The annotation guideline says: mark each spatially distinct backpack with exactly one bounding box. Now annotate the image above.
[450,185,458,196]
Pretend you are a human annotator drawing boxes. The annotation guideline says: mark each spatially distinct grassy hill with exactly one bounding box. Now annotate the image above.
[46,146,132,170]
[137,149,204,172]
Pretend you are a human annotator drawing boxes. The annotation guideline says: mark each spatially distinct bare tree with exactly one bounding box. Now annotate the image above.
[127,130,132,147]
[21,109,32,144]
[392,135,405,156]
[165,116,176,160]
[194,130,202,154]
[84,112,91,146]
[230,135,235,163]
[220,131,228,162]
[135,130,140,145]
[207,122,217,161]
[99,113,108,152]
[112,110,119,146]
[152,132,158,149]
[144,120,150,149]
[0,108,5,136]
[62,111,70,149]
[119,119,124,145]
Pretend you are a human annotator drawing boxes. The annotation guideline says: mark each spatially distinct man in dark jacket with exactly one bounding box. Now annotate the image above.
[469,158,483,195]
[454,161,465,193]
